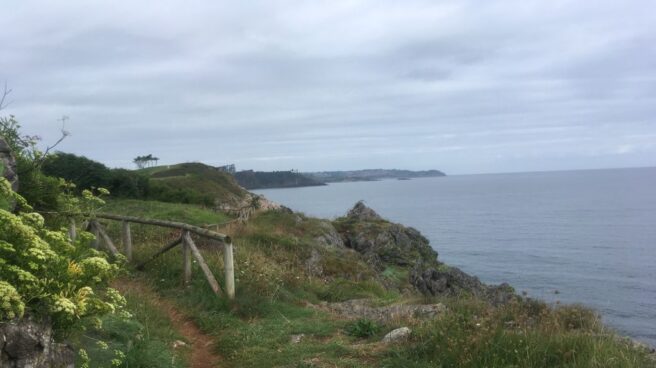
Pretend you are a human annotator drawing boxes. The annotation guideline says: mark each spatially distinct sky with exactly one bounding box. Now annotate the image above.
[1,0,655,175]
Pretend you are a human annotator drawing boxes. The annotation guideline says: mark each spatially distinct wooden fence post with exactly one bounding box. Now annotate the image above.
[224,242,235,300]
[183,231,192,286]
[121,221,132,262]
[89,221,100,249]
[93,220,120,258]
[68,218,77,243]
[182,232,222,296]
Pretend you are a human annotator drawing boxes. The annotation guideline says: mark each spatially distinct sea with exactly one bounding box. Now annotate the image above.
[254,167,656,347]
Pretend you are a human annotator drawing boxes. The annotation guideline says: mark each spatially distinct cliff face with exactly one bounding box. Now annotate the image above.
[333,201,514,303]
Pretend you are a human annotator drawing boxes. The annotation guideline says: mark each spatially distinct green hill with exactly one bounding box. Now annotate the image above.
[144,162,251,210]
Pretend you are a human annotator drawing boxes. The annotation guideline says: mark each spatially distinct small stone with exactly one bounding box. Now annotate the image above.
[381,327,412,343]
[290,334,305,344]
[172,340,187,348]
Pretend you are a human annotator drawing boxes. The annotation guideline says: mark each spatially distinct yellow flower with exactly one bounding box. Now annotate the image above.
[68,261,82,276]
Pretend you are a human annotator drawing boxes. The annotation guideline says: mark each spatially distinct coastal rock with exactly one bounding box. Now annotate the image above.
[0,318,75,368]
[334,202,438,269]
[305,249,324,277]
[335,202,516,302]
[410,264,515,304]
[313,220,345,248]
[347,201,383,221]
[316,299,446,323]
[382,327,412,343]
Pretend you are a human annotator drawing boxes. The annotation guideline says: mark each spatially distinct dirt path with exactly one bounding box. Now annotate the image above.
[113,278,223,368]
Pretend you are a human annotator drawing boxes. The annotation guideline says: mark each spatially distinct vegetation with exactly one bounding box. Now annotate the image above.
[102,198,653,368]
[345,319,382,338]
[234,169,325,189]
[42,153,250,208]
[133,154,159,169]
[2,118,652,367]
[42,152,150,199]
[146,162,249,207]
[1,119,185,367]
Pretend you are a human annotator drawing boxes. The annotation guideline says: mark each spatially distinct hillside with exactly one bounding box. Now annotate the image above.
[95,198,654,368]
[146,162,251,210]
[3,141,654,367]
[234,170,325,189]
[306,169,446,182]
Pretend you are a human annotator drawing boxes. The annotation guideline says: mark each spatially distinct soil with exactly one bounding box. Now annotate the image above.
[113,278,222,368]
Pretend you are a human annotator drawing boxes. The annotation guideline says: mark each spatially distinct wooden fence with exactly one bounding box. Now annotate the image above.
[68,213,235,300]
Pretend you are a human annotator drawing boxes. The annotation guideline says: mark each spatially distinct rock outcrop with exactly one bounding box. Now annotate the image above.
[410,264,515,305]
[335,201,516,303]
[334,201,438,270]
[0,137,18,192]
[314,299,446,323]
[0,318,75,368]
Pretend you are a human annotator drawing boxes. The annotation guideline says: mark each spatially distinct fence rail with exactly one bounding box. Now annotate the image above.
[67,212,235,299]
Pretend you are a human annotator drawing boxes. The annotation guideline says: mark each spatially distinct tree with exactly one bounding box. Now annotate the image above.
[133,154,159,169]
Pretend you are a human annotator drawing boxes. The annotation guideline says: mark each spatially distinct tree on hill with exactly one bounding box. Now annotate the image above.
[133,154,159,169]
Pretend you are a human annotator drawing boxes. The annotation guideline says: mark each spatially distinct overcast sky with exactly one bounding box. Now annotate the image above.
[1,0,655,174]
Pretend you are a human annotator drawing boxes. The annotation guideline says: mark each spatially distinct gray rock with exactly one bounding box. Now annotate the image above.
[318,299,446,323]
[0,137,18,193]
[290,334,305,344]
[0,318,75,368]
[336,202,438,270]
[305,249,323,277]
[381,327,412,343]
[410,264,515,305]
[313,221,345,248]
[347,201,383,221]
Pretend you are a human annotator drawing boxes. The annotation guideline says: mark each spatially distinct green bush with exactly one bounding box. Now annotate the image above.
[344,318,381,338]
[42,152,150,199]
[0,177,123,330]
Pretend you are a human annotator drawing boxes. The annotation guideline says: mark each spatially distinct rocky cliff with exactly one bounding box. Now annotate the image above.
[333,201,514,303]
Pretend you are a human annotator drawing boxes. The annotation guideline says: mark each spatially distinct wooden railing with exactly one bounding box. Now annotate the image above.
[68,213,235,300]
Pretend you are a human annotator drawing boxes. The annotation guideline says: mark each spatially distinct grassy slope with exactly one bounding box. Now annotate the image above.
[107,199,652,368]
[141,162,249,207]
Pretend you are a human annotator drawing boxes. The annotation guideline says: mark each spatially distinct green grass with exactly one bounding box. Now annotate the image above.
[73,287,186,368]
[145,162,248,207]
[102,198,231,225]
[381,298,654,368]
[90,199,654,368]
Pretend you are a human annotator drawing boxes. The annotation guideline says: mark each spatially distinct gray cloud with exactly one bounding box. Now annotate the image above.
[1,0,654,174]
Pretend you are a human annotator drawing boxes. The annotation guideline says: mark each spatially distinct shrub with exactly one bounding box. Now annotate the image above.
[345,318,381,338]
[0,177,123,331]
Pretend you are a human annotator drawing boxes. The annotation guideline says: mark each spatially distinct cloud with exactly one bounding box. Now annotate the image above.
[1,0,654,174]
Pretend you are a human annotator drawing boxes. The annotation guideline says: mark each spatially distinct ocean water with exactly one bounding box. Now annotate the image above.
[254,167,656,346]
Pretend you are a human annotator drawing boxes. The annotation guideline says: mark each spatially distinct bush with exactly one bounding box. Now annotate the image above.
[0,177,122,331]
[42,152,150,199]
[345,318,381,338]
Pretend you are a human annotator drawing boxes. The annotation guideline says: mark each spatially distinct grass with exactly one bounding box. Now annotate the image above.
[73,288,186,368]
[381,297,654,367]
[102,198,231,225]
[89,198,654,367]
